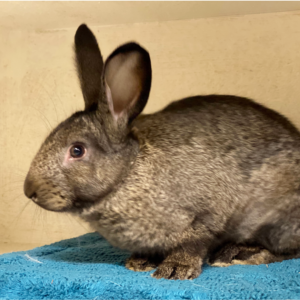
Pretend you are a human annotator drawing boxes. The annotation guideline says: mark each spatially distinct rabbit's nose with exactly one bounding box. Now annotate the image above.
[24,173,38,201]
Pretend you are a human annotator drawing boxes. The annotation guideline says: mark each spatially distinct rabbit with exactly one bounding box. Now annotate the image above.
[24,23,300,280]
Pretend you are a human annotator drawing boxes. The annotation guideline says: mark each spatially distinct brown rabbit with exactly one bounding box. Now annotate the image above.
[24,24,300,280]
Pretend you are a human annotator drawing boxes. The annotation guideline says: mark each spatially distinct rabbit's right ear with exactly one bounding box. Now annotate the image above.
[103,42,152,126]
[75,24,104,111]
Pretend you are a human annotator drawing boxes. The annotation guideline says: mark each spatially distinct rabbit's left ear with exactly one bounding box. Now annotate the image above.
[103,42,152,125]
[75,24,104,111]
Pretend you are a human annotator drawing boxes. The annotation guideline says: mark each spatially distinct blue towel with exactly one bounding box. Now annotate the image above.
[1,232,300,299]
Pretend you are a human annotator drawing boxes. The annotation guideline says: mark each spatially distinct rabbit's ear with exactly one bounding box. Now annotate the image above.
[103,42,152,125]
[75,24,104,111]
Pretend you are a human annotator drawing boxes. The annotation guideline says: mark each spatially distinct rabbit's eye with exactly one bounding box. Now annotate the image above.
[70,145,85,158]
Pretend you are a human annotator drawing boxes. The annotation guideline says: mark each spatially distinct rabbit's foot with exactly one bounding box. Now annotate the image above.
[152,261,201,280]
[152,250,202,280]
[208,243,271,267]
[230,248,300,266]
[126,254,161,272]
[208,243,247,267]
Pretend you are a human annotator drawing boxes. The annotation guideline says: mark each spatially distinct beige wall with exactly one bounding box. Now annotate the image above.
[2,8,300,250]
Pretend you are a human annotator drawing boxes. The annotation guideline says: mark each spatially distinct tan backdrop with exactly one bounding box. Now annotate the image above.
[1,2,300,253]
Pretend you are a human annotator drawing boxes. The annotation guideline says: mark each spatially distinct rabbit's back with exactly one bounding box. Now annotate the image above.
[126,95,300,248]
[135,95,300,178]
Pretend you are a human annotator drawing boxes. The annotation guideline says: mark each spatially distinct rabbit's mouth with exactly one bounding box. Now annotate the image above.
[24,174,73,212]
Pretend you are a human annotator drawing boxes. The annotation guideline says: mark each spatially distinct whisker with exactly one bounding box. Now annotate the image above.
[53,80,68,119]
[41,84,59,125]
[41,210,52,243]
[53,211,64,241]
[0,180,24,190]
[4,198,31,240]
[26,104,53,131]
[31,204,49,245]
[9,169,27,178]
[32,204,42,227]
[1,177,24,184]
[64,214,89,248]
[10,193,26,203]
[71,214,90,233]
[0,187,24,197]
[8,173,26,180]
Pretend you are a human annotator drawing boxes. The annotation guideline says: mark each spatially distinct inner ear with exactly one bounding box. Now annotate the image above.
[103,43,151,123]
[105,52,142,118]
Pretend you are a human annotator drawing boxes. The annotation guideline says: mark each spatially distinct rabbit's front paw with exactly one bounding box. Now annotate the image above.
[152,261,201,280]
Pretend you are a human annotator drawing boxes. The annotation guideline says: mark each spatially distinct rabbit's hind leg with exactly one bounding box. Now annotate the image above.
[208,243,300,267]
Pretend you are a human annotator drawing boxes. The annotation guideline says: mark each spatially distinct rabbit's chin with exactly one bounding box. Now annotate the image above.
[31,195,73,213]
[32,195,101,214]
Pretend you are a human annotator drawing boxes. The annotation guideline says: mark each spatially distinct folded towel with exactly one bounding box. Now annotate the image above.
[1,232,300,299]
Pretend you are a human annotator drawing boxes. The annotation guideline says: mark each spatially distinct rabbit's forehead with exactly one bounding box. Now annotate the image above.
[41,114,103,152]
